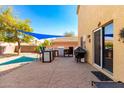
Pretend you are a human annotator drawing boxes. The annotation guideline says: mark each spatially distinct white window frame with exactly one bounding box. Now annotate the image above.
[92,27,103,68]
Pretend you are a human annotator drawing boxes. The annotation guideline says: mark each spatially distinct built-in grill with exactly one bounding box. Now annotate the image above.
[74,47,86,62]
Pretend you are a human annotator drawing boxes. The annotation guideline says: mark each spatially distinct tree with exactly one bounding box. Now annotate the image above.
[43,40,52,47]
[0,7,33,55]
[64,31,75,37]
[35,40,52,53]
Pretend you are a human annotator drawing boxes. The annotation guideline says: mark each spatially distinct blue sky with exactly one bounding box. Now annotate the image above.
[12,5,78,35]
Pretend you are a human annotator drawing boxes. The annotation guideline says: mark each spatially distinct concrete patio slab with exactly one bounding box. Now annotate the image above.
[0,57,100,88]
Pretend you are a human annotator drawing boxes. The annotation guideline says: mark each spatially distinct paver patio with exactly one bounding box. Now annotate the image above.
[0,57,100,88]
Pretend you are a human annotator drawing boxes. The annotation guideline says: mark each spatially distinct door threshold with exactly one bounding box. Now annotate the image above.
[102,68,113,76]
[93,64,114,80]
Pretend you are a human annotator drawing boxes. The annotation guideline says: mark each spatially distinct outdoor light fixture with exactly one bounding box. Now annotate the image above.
[98,22,101,27]
[87,35,91,43]
[87,35,91,38]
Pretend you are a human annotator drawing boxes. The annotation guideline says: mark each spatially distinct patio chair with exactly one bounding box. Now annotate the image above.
[64,47,74,57]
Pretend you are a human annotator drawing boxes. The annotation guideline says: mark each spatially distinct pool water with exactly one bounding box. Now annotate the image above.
[0,56,37,66]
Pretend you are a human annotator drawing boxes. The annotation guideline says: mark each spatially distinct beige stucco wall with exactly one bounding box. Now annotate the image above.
[78,5,124,82]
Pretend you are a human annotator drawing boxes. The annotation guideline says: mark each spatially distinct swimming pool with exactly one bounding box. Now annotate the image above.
[0,56,37,66]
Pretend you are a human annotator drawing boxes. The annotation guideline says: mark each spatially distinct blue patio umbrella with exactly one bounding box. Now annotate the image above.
[17,30,64,40]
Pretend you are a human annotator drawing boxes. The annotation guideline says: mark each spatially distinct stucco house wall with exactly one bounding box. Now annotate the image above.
[78,5,124,82]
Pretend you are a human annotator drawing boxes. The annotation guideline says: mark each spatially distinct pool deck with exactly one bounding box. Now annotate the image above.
[0,57,100,88]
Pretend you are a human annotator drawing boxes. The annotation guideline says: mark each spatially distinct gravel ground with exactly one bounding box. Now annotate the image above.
[0,57,100,88]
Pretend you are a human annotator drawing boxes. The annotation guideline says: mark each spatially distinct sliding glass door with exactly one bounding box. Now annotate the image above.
[94,23,113,73]
[103,23,113,73]
[94,28,102,67]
